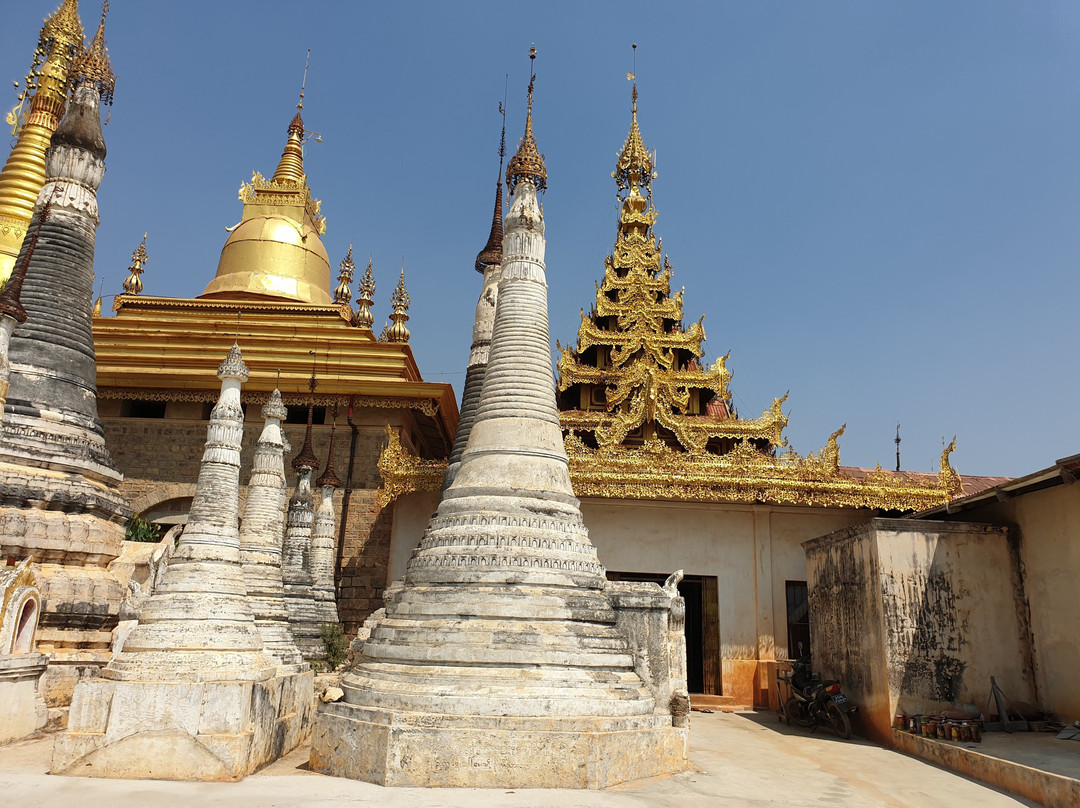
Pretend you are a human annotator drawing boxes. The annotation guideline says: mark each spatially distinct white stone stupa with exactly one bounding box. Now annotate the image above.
[310,56,689,789]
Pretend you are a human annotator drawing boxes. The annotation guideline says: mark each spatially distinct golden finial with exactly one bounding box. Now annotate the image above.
[93,277,103,317]
[271,51,310,185]
[298,49,309,113]
[70,1,115,108]
[506,46,546,194]
[613,43,654,199]
[353,255,375,328]
[7,0,84,136]
[384,260,411,343]
[334,244,354,305]
[121,232,147,295]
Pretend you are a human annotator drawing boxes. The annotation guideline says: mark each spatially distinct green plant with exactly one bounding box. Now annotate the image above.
[320,623,347,671]
[125,512,162,543]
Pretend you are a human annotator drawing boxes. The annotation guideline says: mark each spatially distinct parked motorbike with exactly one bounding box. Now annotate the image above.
[780,656,857,739]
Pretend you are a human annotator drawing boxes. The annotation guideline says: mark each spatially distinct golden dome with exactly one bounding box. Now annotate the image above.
[200,111,333,305]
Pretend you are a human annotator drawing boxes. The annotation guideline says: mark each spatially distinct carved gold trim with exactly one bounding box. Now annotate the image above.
[97,388,438,416]
[376,426,445,508]
[377,425,962,511]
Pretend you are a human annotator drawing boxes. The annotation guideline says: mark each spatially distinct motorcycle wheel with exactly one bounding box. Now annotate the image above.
[784,697,814,728]
[826,702,852,740]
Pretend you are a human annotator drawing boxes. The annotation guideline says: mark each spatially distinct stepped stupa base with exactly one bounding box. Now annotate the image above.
[51,668,313,781]
[310,704,687,788]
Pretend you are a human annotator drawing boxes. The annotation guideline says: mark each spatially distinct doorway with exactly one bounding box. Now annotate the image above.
[606,571,721,695]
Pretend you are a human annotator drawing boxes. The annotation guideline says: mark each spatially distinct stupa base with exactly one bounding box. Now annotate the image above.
[51,668,313,781]
[310,702,688,788]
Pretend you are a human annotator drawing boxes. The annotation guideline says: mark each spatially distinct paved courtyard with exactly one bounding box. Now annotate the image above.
[0,711,1038,807]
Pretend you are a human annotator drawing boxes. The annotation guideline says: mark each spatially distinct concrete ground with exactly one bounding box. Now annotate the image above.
[0,711,1040,807]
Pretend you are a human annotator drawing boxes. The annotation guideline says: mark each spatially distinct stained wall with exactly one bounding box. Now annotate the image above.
[805,519,1034,743]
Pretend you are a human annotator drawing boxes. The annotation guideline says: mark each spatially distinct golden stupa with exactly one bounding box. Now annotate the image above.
[200,106,333,305]
[0,0,85,286]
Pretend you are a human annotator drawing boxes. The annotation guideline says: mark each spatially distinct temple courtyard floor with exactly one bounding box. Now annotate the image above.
[0,710,1052,807]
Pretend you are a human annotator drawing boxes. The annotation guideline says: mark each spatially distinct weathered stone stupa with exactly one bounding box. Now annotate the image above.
[311,58,689,788]
[239,388,307,672]
[282,385,324,659]
[0,12,130,707]
[442,118,505,490]
[53,344,313,780]
[311,422,342,627]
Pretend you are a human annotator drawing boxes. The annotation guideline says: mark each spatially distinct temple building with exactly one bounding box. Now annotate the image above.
[377,79,1004,708]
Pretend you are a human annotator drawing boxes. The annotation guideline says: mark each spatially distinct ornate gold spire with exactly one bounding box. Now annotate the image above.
[384,263,411,343]
[353,255,375,328]
[121,233,147,295]
[475,108,506,273]
[70,1,115,107]
[334,244,354,305]
[613,72,653,199]
[201,61,332,306]
[505,47,546,194]
[0,0,85,285]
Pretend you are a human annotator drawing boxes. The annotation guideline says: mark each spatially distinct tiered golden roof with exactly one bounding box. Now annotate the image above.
[93,296,457,453]
[378,79,964,511]
[0,0,85,285]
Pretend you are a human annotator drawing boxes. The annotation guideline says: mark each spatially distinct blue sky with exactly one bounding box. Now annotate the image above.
[3,1,1078,477]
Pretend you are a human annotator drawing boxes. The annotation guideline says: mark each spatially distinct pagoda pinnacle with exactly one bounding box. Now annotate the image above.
[334,244,354,305]
[121,233,148,295]
[315,418,342,489]
[292,354,320,471]
[505,47,546,194]
[353,255,375,328]
[70,1,115,108]
[613,70,654,199]
[384,263,411,343]
[0,0,85,285]
[475,112,506,273]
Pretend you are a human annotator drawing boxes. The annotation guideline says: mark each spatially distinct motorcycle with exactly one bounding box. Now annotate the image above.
[779,655,857,740]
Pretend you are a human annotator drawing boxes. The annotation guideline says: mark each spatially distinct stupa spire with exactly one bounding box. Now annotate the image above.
[353,255,375,328]
[0,0,85,285]
[272,51,309,185]
[384,263,411,343]
[70,1,115,107]
[444,108,508,489]
[505,47,546,194]
[613,47,653,200]
[333,244,354,305]
[474,107,506,273]
[121,233,147,295]
[292,353,320,472]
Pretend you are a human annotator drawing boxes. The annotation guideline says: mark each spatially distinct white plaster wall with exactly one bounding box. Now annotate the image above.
[1010,485,1080,720]
[388,491,441,585]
